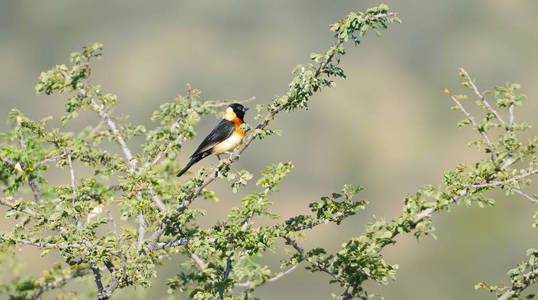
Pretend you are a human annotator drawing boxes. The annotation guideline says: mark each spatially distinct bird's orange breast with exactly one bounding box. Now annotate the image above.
[233,117,244,136]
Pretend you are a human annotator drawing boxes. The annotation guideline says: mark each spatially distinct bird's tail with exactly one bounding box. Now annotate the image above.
[176,155,201,177]
[177,150,212,177]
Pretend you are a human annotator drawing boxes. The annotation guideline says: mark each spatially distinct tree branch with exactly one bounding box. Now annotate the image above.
[219,251,234,299]
[0,156,16,166]
[465,169,537,188]
[88,97,135,172]
[137,209,146,248]
[450,94,497,160]
[108,212,128,282]
[31,269,92,299]
[284,237,348,284]
[34,152,68,167]
[67,150,76,203]
[0,196,39,216]
[512,188,537,204]
[460,68,505,125]
[236,265,297,288]
[91,264,105,297]
[0,234,114,253]
[497,266,538,300]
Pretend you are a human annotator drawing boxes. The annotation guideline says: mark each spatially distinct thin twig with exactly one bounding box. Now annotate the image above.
[284,237,347,284]
[149,116,185,168]
[155,237,195,249]
[34,152,68,167]
[0,196,38,216]
[88,97,136,172]
[150,134,184,167]
[31,269,91,299]
[465,169,537,188]
[109,212,128,282]
[18,131,45,204]
[0,156,16,166]
[460,68,505,125]
[74,78,148,249]
[512,188,537,204]
[0,234,114,252]
[450,94,497,160]
[27,178,44,204]
[236,265,297,287]
[241,186,271,231]
[508,102,515,127]
[67,150,77,204]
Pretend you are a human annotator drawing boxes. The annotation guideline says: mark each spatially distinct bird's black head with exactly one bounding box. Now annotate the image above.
[228,103,248,121]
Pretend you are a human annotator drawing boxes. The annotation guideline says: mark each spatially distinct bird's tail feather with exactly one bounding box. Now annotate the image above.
[176,150,211,177]
[176,156,200,177]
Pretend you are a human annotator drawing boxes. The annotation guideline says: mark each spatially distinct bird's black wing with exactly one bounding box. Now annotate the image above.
[191,119,235,157]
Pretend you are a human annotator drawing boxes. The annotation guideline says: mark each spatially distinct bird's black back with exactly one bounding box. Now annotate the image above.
[191,119,235,157]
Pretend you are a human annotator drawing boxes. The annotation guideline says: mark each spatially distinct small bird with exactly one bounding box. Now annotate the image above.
[176,103,248,177]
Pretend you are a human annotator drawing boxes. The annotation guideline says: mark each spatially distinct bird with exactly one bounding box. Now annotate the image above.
[176,103,248,177]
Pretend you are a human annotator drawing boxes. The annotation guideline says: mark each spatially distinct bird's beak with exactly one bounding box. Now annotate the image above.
[243,106,249,112]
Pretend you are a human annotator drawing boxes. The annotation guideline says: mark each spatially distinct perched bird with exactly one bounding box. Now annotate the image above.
[176,103,248,177]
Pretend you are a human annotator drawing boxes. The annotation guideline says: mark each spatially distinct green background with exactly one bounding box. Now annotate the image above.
[1,1,537,299]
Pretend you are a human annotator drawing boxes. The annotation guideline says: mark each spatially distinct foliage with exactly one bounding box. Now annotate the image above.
[0,3,536,300]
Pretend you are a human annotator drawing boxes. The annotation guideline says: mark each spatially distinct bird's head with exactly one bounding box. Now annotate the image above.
[224,103,248,121]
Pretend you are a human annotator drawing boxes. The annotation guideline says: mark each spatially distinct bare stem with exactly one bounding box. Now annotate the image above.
[236,265,297,287]
[67,150,76,202]
[34,152,68,167]
[32,269,91,299]
[450,94,497,160]
[460,68,505,125]
[512,188,537,204]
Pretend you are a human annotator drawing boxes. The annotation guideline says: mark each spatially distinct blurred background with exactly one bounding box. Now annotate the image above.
[1,0,537,299]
